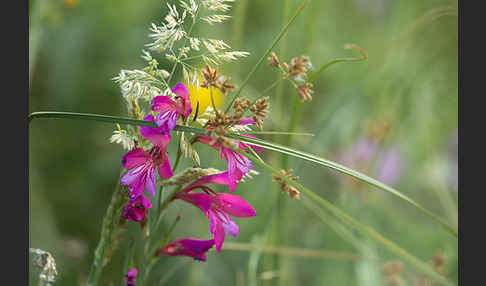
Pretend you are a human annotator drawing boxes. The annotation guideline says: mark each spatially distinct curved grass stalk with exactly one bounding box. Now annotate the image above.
[224,0,312,114]
[307,44,368,83]
[29,111,456,236]
[87,180,130,286]
[223,242,362,261]
[232,131,314,136]
[228,134,457,237]
[236,149,455,286]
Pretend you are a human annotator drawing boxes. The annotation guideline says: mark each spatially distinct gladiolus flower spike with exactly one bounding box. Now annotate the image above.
[174,172,257,252]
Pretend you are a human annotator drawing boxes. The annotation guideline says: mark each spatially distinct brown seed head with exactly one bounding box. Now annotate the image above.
[233,97,252,118]
[431,252,446,274]
[216,75,236,94]
[201,64,235,94]
[382,261,404,286]
[284,56,311,79]
[268,51,280,68]
[272,169,301,200]
[201,64,220,89]
[249,97,270,129]
[296,82,314,101]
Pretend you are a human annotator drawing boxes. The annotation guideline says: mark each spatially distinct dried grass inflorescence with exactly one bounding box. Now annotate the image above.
[296,82,314,101]
[233,97,252,118]
[205,112,240,148]
[382,260,404,286]
[284,56,311,80]
[268,51,315,102]
[413,252,448,286]
[249,97,270,129]
[30,248,58,286]
[272,169,301,200]
[201,64,236,94]
[431,252,446,275]
[268,52,280,68]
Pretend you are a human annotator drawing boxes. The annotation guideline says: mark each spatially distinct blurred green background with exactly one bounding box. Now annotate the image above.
[29,0,458,285]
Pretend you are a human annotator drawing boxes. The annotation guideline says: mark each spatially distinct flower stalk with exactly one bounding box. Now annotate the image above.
[29,111,457,237]
[87,180,130,286]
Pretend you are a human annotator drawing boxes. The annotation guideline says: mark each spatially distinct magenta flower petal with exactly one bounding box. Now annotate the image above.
[157,238,215,261]
[120,165,149,197]
[120,158,157,197]
[172,83,192,117]
[236,117,256,125]
[219,213,239,237]
[122,148,151,169]
[150,95,179,131]
[151,95,177,112]
[155,110,179,132]
[210,213,226,252]
[145,167,157,196]
[238,134,264,153]
[194,136,259,192]
[123,194,152,222]
[216,193,257,218]
[175,173,257,252]
[157,155,173,179]
[177,192,213,213]
[141,114,173,147]
[221,147,253,192]
[185,172,231,190]
[125,268,137,286]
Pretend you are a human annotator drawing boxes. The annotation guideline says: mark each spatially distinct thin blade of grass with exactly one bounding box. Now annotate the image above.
[228,134,457,237]
[224,0,312,114]
[236,148,454,286]
[29,111,456,236]
[223,242,362,261]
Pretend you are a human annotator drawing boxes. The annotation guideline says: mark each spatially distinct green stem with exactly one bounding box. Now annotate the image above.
[167,12,199,85]
[210,87,218,114]
[231,0,249,53]
[224,0,312,114]
[273,1,293,283]
[29,111,456,236]
[87,181,129,286]
[172,136,183,173]
[228,134,457,237]
[282,96,301,169]
[308,56,367,83]
[28,112,206,134]
[236,149,454,286]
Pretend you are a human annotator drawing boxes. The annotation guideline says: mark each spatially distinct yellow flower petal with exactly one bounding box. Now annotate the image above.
[187,74,225,117]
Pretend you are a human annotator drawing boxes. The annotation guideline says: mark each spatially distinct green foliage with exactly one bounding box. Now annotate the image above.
[29,0,458,285]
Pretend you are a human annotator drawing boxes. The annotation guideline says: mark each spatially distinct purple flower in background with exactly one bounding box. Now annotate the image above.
[125,268,137,286]
[120,115,173,198]
[337,137,405,186]
[156,238,215,261]
[338,138,377,170]
[375,147,404,186]
[175,172,257,252]
[151,83,192,132]
[122,194,152,222]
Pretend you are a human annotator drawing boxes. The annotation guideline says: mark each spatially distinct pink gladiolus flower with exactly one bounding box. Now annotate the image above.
[151,83,192,132]
[156,238,215,261]
[122,194,152,222]
[124,268,137,286]
[194,120,263,192]
[120,115,173,198]
[175,172,257,252]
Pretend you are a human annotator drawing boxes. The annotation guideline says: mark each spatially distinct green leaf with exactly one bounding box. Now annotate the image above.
[236,148,455,286]
[29,111,456,236]
[227,133,457,237]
